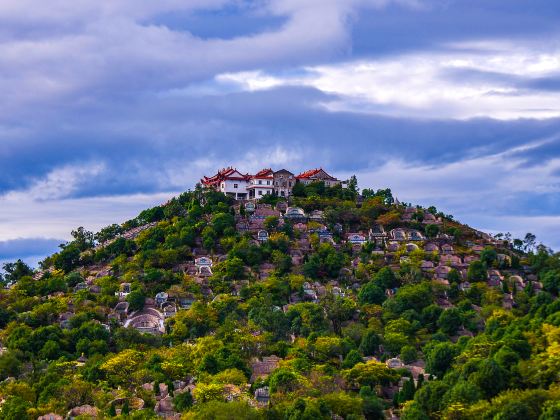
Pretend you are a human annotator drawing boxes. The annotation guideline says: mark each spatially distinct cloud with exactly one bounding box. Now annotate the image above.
[0,189,175,242]
[4,163,106,201]
[214,40,560,120]
[0,238,63,261]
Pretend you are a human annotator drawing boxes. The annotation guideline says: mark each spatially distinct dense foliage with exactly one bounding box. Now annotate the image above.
[0,181,557,419]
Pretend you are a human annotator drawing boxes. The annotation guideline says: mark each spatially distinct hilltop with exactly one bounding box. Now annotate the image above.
[0,176,559,420]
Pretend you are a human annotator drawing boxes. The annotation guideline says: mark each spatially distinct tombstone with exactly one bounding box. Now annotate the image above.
[245,202,256,213]
[257,230,269,242]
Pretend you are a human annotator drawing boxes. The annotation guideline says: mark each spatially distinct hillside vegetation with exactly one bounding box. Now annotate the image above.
[1,181,559,420]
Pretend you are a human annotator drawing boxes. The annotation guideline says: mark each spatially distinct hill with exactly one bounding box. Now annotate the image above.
[0,180,559,419]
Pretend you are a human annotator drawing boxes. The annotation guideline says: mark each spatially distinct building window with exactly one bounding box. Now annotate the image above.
[258,180,262,185]
[234,184,238,188]
[267,180,270,185]
[289,182,292,187]
[258,191,263,196]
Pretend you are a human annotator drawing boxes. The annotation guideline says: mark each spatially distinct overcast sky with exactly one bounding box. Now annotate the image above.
[1,0,560,266]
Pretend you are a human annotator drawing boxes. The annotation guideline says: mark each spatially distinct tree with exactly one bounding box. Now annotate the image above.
[264,216,280,231]
[374,267,398,289]
[126,290,146,312]
[359,282,386,305]
[360,330,381,356]
[121,399,130,415]
[173,390,193,412]
[342,349,363,369]
[189,401,261,419]
[101,349,144,387]
[540,400,560,419]
[292,182,306,197]
[360,386,385,419]
[269,368,300,393]
[348,175,358,194]
[542,270,560,295]
[396,378,416,405]
[401,403,430,420]
[223,257,245,280]
[0,352,22,380]
[524,233,537,252]
[447,269,461,284]
[2,260,33,284]
[480,247,498,266]
[322,295,356,335]
[0,396,32,420]
[414,381,448,415]
[467,261,487,282]
[425,224,439,238]
[383,332,408,355]
[71,226,95,251]
[401,345,418,364]
[437,308,463,335]
[212,212,235,235]
[425,342,457,378]
[443,381,482,405]
[471,359,508,398]
[271,250,291,275]
[344,360,399,388]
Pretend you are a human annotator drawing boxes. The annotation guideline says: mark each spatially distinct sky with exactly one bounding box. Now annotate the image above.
[1,0,560,267]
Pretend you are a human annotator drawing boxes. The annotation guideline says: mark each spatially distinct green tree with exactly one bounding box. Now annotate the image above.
[383,332,408,355]
[0,396,32,420]
[71,226,95,251]
[400,345,418,364]
[1,260,33,284]
[263,216,280,231]
[467,260,487,282]
[359,282,386,305]
[437,308,463,335]
[425,342,457,378]
[0,352,22,380]
[425,224,439,238]
[542,270,560,295]
[442,381,482,405]
[173,390,193,412]
[292,182,306,197]
[342,349,363,369]
[374,267,398,289]
[126,289,146,312]
[360,386,385,419]
[480,247,498,266]
[414,381,448,415]
[471,359,508,398]
[269,368,300,393]
[360,330,381,356]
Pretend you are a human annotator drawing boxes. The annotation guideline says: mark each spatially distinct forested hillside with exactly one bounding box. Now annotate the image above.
[1,181,559,420]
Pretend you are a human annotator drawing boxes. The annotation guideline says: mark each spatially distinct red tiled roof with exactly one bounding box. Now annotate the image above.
[295,168,336,180]
[296,168,322,179]
[253,168,274,178]
[201,167,250,185]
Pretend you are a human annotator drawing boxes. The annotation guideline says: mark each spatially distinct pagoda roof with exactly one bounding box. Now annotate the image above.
[201,167,250,185]
[252,168,274,178]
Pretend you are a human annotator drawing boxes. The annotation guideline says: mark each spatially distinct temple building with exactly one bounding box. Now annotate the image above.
[247,168,275,198]
[200,167,250,200]
[201,167,342,200]
[295,168,341,187]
